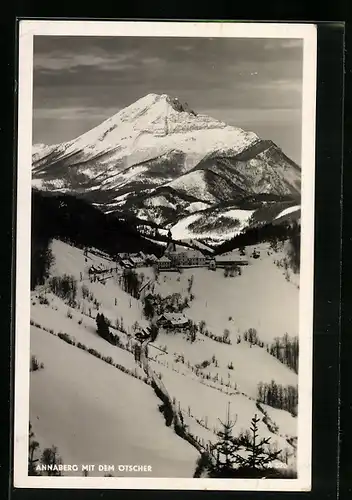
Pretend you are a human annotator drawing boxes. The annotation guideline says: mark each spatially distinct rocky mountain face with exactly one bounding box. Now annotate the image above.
[32,93,301,245]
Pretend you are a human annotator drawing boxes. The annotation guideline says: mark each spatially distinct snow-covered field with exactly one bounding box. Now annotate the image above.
[150,329,297,399]
[138,243,299,343]
[167,171,218,203]
[29,238,299,476]
[170,208,255,242]
[185,202,210,214]
[148,362,294,462]
[30,326,199,477]
[274,205,300,220]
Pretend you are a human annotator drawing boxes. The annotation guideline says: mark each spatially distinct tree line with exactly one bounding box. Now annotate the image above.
[257,380,298,416]
[240,328,299,374]
[215,219,300,268]
[268,334,299,373]
[49,274,78,307]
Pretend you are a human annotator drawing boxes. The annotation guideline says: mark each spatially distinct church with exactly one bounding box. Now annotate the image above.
[163,241,208,268]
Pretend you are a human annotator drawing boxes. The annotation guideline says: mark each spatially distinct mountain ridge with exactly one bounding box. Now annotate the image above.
[32,93,301,244]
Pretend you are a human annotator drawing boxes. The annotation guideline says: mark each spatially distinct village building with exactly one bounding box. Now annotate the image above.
[183,249,208,267]
[116,252,130,261]
[214,253,248,268]
[145,253,158,265]
[157,313,189,330]
[129,256,145,268]
[121,259,134,269]
[88,264,107,275]
[134,328,151,342]
[208,258,217,270]
[157,256,172,269]
[164,242,208,267]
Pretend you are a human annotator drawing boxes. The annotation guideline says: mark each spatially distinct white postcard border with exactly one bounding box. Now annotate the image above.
[14,20,317,491]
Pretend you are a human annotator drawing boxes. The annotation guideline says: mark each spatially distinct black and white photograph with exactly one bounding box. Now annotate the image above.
[14,20,317,490]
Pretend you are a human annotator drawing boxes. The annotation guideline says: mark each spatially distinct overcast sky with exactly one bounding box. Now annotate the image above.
[33,36,303,164]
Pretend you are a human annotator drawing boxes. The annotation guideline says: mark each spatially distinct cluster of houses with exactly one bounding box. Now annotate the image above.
[134,314,190,341]
[115,244,212,271]
[88,241,248,274]
[116,251,158,269]
[133,313,190,344]
[156,242,248,271]
[113,242,248,272]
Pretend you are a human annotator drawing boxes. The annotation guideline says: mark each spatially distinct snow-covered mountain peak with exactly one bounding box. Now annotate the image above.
[58,93,198,152]
[125,92,197,116]
[36,93,257,166]
[32,142,47,152]
[32,93,301,225]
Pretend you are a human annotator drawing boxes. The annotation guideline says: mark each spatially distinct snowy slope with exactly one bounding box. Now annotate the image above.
[171,208,255,243]
[30,239,298,475]
[32,143,47,155]
[166,170,218,203]
[30,326,198,477]
[32,143,58,163]
[149,362,295,458]
[152,327,297,399]
[274,205,301,221]
[185,202,210,214]
[138,242,299,344]
[48,239,149,332]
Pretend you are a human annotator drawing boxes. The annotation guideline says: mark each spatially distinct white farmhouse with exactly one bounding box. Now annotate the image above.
[157,313,189,330]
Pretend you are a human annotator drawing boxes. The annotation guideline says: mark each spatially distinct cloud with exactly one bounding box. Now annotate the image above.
[140,56,166,66]
[253,78,302,93]
[32,35,303,161]
[34,50,139,72]
[175,45,194,52]
[33,105,121,121]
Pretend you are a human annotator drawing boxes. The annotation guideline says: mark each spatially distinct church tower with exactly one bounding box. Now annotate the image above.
[165,230,176,256]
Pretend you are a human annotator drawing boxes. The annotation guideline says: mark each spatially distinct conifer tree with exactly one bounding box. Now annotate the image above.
[149,323,159,342]
[40,445,64,476]
[208,403,240,476]
[122,269,140,298]
[96,313,111,342]
[28,422,40,475]
[236,414,281,471]
[223,329,230,342]
[143,294,155,320]
[189,321,197,343]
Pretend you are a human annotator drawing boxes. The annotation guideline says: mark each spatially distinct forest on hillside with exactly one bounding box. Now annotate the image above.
[214,219,301,273]
[30,189,163,289]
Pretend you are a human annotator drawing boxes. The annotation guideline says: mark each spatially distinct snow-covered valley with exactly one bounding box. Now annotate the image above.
[29,238,299,478]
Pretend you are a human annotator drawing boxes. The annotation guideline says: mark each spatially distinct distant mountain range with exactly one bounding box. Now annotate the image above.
[31,189,164,257]
[32,93,301,246]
